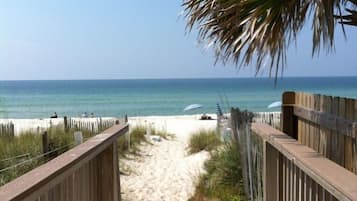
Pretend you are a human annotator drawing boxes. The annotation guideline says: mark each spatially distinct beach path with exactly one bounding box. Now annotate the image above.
[120,115,216,201]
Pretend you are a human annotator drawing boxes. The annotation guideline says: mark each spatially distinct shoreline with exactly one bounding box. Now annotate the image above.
[0,112,281,136]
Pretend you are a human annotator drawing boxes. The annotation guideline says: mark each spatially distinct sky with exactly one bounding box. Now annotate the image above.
[0,0,356,80]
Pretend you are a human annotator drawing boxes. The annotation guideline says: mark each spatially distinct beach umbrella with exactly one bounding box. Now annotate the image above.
[267,101,282,108]
[183,104,203,112]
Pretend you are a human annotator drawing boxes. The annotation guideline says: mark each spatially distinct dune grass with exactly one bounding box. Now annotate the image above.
[189,141,245,201]
[117,125,147,155]
[0,124,112,186]
[118,125,176,157]
[188,129,221,154]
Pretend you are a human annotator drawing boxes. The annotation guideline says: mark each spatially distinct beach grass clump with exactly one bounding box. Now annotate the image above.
[189,141,245,201]
[129,125,147,145]
[0,123,114,186]
[0,133,43,186]
[188,129,221,154]
[117,125,148,155]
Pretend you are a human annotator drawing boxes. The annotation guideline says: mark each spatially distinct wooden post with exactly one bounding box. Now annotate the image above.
[64,116,68,132]
[42,131,49,155]
[282,91,298,139]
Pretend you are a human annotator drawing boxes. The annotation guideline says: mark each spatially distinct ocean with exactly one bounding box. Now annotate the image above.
[0,77,356,118]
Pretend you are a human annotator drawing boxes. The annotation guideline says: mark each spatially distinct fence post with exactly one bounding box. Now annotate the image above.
[64,116,68,132]
[282,91,298,139]
[42,131,49,155]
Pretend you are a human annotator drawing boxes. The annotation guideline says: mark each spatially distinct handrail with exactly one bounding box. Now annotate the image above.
[0,124,128,201]
[251,123,357,200]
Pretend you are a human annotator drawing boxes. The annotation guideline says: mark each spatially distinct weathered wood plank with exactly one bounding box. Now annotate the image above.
[278,153,284,201]
[345,98,354,171]
[309,94,314,150]
[319,95,330,157]
[313,94,320,152]
[304,93,310,148]
[338,98,346,166]
[265,143,278,201]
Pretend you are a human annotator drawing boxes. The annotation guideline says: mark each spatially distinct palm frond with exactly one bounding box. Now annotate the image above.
[338,1,357,25]
[183,0,353,77]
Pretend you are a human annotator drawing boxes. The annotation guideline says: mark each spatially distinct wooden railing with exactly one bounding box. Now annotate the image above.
[0,124,129,201]
[282,92,357,173]
[252,123,357,201]
[231,91,357,201]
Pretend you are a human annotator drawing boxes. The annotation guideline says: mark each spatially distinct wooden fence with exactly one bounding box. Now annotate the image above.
[254,112,281,130]
[282,92,357,174]
[0,124,129,201]
[0,122,14,137]
[65,117,120,134]
[231,91,357,201]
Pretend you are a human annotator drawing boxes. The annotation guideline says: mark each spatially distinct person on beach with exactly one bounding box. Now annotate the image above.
[50,112,58,118]
[82,112,88,118]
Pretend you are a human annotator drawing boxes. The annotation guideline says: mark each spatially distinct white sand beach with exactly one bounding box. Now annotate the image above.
[120,115,218,201]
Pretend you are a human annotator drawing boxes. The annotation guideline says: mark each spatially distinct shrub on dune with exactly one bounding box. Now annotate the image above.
[188,129,221,154]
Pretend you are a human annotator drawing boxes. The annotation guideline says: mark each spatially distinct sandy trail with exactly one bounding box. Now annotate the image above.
[120,115,217,201]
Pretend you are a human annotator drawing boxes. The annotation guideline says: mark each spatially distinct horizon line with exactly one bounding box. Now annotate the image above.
[0,75,356,81]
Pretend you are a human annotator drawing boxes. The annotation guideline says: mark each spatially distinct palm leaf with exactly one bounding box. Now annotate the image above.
[183,0,354,77]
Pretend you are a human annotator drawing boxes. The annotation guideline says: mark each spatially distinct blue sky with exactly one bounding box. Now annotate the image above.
[0,0,356,80]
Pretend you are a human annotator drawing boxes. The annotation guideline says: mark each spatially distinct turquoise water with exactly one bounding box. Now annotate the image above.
[0,77,356,118]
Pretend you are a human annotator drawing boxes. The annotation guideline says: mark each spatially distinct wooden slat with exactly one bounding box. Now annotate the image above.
[319,95,331,157]
[345,98,354,171]
[304,93,310,148]
[313,94,320,152]
[338,98,346,166]
[252,123,357,200]
[298,168,303,201]
[278,153,284,201]
[265,143,278,201]
[308,94,314,150]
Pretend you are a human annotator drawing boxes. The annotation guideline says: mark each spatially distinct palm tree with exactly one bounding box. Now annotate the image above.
[183,0,357,77]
